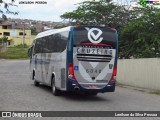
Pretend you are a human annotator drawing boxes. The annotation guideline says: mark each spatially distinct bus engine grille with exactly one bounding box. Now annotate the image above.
[77,54,112,62]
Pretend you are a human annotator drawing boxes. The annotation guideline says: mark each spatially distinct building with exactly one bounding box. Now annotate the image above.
[0,18,68,46]
[0,23,34,46]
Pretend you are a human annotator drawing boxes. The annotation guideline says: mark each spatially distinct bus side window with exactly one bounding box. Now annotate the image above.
[34,38,43,54]
[34,40,39,54]
[59,31,68,52]
[47,35,54,53]
[54,33,61,52]
[54,31,68,52]
[45,31,69,53]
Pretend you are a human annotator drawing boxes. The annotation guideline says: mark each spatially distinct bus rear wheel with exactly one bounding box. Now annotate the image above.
[51,78,61,96]
[33,72,39,86]
[34,80,39,86]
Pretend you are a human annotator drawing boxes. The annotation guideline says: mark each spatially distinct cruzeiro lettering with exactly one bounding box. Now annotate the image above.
[77,47,112,55]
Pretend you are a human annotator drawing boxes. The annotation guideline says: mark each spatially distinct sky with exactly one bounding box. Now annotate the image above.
[1,0,129,22]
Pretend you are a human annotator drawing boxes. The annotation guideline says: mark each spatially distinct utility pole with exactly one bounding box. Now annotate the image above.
[23,21,25,47]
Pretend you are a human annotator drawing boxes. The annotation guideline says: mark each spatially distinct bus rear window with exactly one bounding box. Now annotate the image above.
[74,27,116,47]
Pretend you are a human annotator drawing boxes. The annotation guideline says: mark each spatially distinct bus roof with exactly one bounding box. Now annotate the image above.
[35,26,72,39]
[35,26,116,40]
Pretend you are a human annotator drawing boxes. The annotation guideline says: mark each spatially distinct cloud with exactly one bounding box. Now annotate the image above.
[4,0,86,21]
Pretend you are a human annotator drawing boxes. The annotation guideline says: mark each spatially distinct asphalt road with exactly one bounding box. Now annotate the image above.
[0,60,160,120]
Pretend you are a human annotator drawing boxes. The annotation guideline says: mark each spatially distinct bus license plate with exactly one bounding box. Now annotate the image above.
[86,69,101,74]
[89,85,98,89]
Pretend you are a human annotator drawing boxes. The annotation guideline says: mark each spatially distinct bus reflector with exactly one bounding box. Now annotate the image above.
[68,63,76,81]
[109,65,117,82]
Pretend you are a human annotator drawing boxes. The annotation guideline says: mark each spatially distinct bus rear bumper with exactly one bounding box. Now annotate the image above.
[67,79,116,93]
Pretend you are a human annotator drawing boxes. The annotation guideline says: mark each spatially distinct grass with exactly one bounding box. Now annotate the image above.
[149,90,160,95]
[118,83,160,95]
[0,45,29,59]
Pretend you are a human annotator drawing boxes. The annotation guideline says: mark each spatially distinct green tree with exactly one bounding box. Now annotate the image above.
[0,36,8,45]
[61,0,160,58]
[0,0,18,22]
[61,0,130,29]
[119,7,160,58]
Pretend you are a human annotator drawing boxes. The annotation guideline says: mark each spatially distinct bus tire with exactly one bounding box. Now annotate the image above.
[51,77,61,96]
[34,80,40,86]
[34,79,39,87]
[33,72,39,86]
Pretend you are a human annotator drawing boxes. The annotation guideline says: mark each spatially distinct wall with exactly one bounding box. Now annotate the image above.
[11,35,35,46]
[117,58,160,90]
[0,29,35,46]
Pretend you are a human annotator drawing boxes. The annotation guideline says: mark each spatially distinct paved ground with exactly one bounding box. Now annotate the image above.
[0,60,160,120]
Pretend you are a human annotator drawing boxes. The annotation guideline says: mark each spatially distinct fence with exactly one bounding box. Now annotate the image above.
[117,58,160,90]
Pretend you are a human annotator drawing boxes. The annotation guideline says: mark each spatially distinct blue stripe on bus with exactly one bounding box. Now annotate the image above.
[67,26,74,65]
[115,30,118,65]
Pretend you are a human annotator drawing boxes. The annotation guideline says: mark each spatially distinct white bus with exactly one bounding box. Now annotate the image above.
[28,26,118,96]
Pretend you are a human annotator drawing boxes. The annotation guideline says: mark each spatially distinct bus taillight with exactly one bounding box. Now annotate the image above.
[74,25,79,29]
[68,63,76,81]
[109,65,117,82]
[111,28,116,31]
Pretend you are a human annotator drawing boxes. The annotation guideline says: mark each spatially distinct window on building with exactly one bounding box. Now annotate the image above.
[2,26,7,29]
[19,32,26,36]
[0,33,2,35]
[8,41,11,46]
[3,32,10,36]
